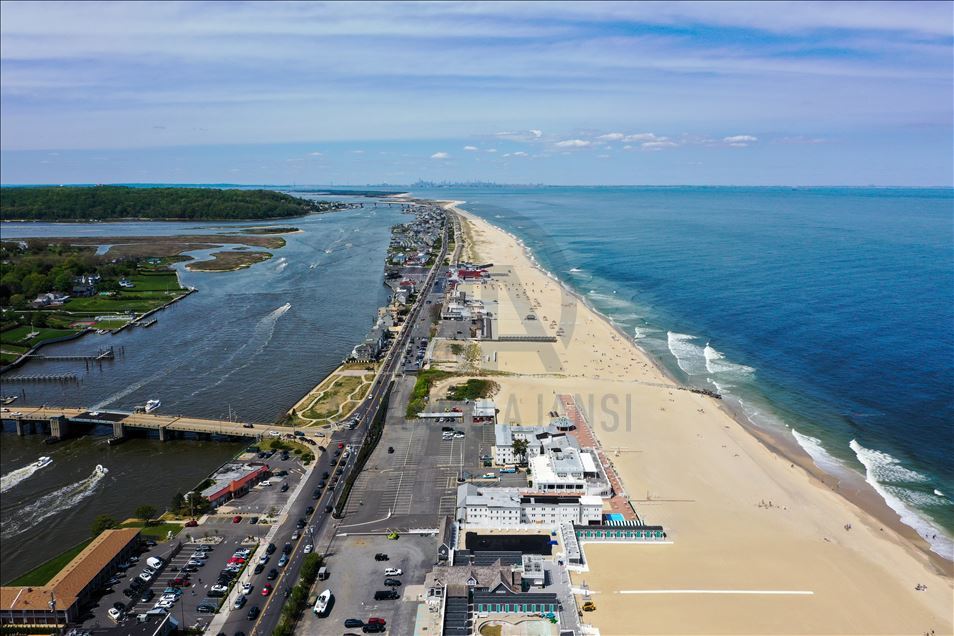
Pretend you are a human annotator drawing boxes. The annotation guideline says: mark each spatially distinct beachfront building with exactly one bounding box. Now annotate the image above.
[0,528,141,627]
[201,462,271,508]
[473,398,497,424]
[456,484,602,527]
[493,424,579,465]
[528,445,609,497]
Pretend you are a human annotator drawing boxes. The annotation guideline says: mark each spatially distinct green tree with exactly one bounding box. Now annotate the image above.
[52,270,74,292]
[171,492,186,515]
[91,514,118,536]
[512,438,530,465]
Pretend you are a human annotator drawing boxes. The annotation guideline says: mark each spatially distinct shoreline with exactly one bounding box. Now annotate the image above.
[447,200,951,571]
[442,201,952,634]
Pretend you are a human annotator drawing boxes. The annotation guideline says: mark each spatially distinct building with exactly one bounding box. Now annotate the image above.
[528,446,609,496]
[473,399,496,424]
[31,292,70,307]
[492,424,571,465]
[0,528,141,627]
[201,462,271,508]
[437,515,457,562]
[456,484,602,527]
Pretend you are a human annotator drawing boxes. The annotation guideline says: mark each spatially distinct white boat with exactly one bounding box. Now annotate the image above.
[34,456,53,469]
[312,589,332,616]
[95,464,109,475]
[144,399,161,413]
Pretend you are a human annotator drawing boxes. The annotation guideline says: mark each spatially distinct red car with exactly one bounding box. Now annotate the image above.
[171,577,190,587]
[184,519,198,527]
[232,515,242,523]
[337,442,345,450]
[367,617,386,625]
[228,557,246,564]
[261,584,272,596]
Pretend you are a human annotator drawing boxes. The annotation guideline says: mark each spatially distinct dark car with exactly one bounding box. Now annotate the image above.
[144,540,157,547]
[280,483,288,492]
[387,446,394,454]
[122,588,136,598]
[283,542,292,554]
[113,602,126,612]
[344,619,364,628]
[247,606,260,620]
[266,543,276,554]
[305,506,314,515]
[374,553,389,561]
[139,589,155,602]
[362,625,385,634]
[318,480,327,488]
[266,568,278,581]
[335,467,344,476]
[248,517,259,524]
[253,563,264,575]
[322,472,330,479]
[324,504,333,513]
[373,590,399,601]
[296,518,306,529]
[383,578,402,587]
[312,490,321,500]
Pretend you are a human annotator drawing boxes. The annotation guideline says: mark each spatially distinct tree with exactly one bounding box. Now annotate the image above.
[91,514,118,536]
[134,504,157,523]
[171,491,186,515]
[512,438,530,465]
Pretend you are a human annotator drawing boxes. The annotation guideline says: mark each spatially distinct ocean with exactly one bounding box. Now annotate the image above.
[414,186,954,559]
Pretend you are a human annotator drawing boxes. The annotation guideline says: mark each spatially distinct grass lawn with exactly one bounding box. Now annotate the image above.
[64,292,179,313]
[120,521,183,538]
[6,539,92,586]
[0,325,79,348]
[129,271,184,291]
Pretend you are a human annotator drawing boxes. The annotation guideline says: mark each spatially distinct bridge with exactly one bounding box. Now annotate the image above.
[1,406,298,443]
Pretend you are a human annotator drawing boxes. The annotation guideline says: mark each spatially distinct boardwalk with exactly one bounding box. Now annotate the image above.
[559,394,638,521]
[2,405,295,441]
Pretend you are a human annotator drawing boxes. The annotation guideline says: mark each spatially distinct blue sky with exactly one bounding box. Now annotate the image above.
[1,1,951,185]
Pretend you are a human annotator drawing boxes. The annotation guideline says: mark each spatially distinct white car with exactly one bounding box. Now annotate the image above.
[241,583,253,595]
[235,548,251,557]
[159,594,178,604]
[454,432,465,438]
[155,599,174,609]
[138,572,152,582]
[269,431,281,437]
[303,544,313,554]
[384,568,403,576]
[107,608,123,622]
[210,584,229,594]
[258,554,269,564]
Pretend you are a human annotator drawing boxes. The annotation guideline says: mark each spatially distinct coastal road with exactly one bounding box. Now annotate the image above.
[238,216,450,635]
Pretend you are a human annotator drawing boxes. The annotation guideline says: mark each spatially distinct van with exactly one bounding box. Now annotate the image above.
[317,566,329,581]
[146,556,163,570]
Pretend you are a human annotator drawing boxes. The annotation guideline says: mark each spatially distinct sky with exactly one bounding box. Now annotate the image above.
[1,1,952,186]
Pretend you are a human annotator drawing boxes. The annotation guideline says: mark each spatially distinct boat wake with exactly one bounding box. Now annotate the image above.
[275,257,288,273]
[1,465,109,539]
[0,459,51,494]
[849,439,953,560]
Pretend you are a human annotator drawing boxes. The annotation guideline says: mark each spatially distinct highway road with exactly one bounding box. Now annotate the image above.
[238,217,450,636]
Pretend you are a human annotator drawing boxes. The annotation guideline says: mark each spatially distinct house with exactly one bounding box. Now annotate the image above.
[118,278,135,288]
[31,292,70,308]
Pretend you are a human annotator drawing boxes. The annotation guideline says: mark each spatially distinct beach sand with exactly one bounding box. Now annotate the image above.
[447,203,953,635]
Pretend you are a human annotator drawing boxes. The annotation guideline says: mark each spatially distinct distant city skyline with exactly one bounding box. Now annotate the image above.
[1,1,952,185]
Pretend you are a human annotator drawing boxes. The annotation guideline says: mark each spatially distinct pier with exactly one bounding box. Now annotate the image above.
[2,374,78,382]
[1,406,295,443]
[24,347,116,362]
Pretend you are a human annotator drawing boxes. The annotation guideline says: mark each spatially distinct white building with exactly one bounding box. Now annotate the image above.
[456,484,602,527]
[529,446,610,497]
[473,399,497,423]
[492,424,570,465]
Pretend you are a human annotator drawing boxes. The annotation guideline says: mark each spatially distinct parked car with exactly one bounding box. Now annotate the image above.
[374,553,389,561]
[139,589,155,602]
[232,515,242,523]
[384,568,403,576]
[107,607,123,622]
[373,590,399,601]
[344,619,364,628]
[383,578,402,587]
[266,543,276,554]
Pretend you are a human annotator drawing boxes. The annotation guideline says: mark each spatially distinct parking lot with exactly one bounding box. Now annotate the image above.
[299,533,437,636]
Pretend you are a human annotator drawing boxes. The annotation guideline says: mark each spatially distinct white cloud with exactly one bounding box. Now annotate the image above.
[351,149,365,154]
[624,133,662,142]
[529,129,543,138]
[430,151,450,159]
[641,140,678,150]
[512,151,528,157]
[308,151,322,156]
[597,132,625,141]
[555,139,591,148]
[463,145,479,151]
[486,148,497,153]
[723,135,758,146]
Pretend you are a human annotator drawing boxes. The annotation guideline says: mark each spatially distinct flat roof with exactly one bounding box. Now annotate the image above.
[1,528,140,613]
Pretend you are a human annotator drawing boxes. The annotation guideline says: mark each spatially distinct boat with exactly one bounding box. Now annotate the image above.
[144,399,161,413]
[312,589,332,616]
[95,464,109,475]
[34,456,53,469]
[140,318,157,328]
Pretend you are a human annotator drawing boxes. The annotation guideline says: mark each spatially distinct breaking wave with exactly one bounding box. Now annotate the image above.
[849,439,953,559]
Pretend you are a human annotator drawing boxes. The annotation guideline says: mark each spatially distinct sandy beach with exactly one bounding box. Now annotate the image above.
[447,202,953,635]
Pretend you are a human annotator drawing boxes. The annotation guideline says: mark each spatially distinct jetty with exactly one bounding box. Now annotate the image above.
[24,347,116,362]
[1,406,296,443]
[2,374,78,383]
